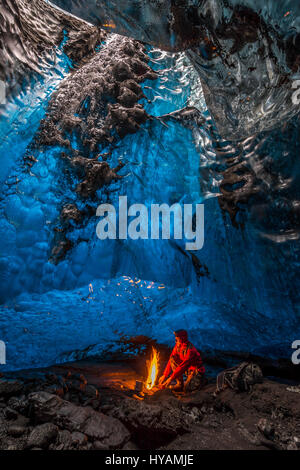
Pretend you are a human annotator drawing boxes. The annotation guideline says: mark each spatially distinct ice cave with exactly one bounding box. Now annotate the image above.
[0,0,299,376]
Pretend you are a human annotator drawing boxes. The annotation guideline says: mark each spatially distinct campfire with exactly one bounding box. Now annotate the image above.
[133,347,160,399]
[145,347,160,391]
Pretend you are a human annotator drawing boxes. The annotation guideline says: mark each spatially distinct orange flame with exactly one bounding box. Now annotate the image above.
[145,347,159,390]
[103,22,116,28]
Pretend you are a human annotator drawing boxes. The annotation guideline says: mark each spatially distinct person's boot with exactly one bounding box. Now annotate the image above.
[183,371,196,393]
[170,378,184,391]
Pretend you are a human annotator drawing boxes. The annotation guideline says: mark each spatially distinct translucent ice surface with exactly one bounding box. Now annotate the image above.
[0,2,299,371]
[49,0,300,139]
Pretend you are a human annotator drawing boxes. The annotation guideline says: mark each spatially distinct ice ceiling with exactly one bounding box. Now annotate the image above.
[0,0,299,371]
[49,0,300,139]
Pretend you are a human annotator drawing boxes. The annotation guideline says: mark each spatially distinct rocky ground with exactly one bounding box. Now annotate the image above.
[0,359,299,451]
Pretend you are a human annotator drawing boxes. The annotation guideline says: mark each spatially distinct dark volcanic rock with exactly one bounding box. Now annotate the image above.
[83,385,99,399]
[44,384,65,398]
[71,431,88,447]
[0,379,24,398]
[257,418,275,440]
[93,440,109,450]
[27,423,58,449]
[28,392,130,448]
[106,395,193,448]
[56,429,72,450]
[122,440,140,450]
[1,360,299,451]
[159,381,300,450]
[4,407,19,421]
[7,424,26,437]
[7,396,30,415]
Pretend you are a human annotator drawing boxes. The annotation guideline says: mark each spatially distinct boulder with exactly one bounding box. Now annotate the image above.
[28,392,130,448]
[7,424,26,437]
[122,440,140,450]
[27,423,58,449]
[56,429,72,450]
[107,396,192,447]
[0,379,24,398]
[257,418,275,440]
[7,396,29,415]
[44,385,65,398]
[93,440,108,450]
[71,431,88,447]
[84,385,99,399]
[4,407,19,420]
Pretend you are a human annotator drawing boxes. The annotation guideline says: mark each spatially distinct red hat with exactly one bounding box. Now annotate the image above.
[174,329,188,342]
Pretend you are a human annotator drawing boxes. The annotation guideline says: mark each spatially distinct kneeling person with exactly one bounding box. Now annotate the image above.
[159,330,205,392]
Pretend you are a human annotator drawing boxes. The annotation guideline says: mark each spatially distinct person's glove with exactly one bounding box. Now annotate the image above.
[158,376,172,389]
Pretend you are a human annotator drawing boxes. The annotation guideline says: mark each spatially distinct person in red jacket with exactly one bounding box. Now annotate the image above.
[158,330,205,392]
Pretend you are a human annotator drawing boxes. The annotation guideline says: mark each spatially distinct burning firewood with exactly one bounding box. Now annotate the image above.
[133,347,160,399]
[145,347,160,392]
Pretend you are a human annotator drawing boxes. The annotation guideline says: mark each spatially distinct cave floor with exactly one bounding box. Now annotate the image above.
[51,361,139,393]
[1,358,300,450]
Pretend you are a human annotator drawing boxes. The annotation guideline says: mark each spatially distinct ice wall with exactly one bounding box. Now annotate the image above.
[0,1,299,371]
[0,41,299,371]
[49,0,300,139]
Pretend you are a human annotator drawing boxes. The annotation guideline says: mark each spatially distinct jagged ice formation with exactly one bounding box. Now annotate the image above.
[0,0,299,371]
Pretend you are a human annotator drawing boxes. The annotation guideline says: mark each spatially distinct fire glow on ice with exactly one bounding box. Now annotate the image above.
[96,197,205,251]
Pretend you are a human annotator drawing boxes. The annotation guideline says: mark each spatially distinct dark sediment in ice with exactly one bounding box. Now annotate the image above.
[0,0,104,97]
[37,36,156,153]
[31,35,157,263]
[0,1,299,373]
[3,1,300,236]
[49,0,300,140]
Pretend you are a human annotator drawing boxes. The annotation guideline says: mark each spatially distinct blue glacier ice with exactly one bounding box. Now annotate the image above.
[0,1,299,372]
[49,0,300,139]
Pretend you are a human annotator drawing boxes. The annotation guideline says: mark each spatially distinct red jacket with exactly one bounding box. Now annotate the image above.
[163,341,205,381]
